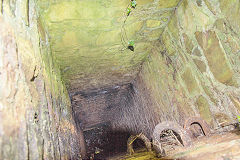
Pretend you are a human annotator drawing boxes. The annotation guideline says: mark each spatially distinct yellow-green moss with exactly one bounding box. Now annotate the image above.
[195,96,213,125]
[158,0,179,9]
[183,33,194,54]
[195,31,235,86]
[181,68,200,95]
[146,20,161,28]
[193,59,206,73]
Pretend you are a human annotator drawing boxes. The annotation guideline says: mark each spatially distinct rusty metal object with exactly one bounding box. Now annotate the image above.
[127,133,152,155]
[152,121,192,155]
[184,117,211,139]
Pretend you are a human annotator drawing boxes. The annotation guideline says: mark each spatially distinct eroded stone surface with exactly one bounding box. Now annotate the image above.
[0,2,82,159]
[37,0,179,92]
[195,96,213,126]
[1,0,240,158]
[193,59,206,73]
[181,67,200,95]
[183,33,194,54]
[195,31,235,86]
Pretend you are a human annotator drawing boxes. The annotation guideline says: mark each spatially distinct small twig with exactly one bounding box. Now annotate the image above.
[169,130,183,146]
[129,132,142,145]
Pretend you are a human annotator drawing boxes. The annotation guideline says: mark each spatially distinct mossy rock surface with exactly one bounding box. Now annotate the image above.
[37,0,177,91]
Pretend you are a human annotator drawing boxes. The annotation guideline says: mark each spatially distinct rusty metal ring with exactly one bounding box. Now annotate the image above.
[184,117,211,139]
[152,121,192,155]
[127,133,152,155]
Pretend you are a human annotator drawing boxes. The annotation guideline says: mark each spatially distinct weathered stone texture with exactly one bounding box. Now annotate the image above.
[195,95,213,125]
[195,31,235,86]
[1,0,240,158]
[0,1,81,159]
[125,0,240,132]
[37,0,179,92]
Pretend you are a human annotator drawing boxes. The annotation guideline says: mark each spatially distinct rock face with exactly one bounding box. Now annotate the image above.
[1,0,240,159]
[124,0,240,133]
[37,0,179,92]
[0,1,82,159]
[71,0,240,141]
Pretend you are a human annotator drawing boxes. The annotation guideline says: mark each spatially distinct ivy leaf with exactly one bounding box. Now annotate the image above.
[237,115,240,123]
[127,8,131,16]
[128,40,135,46]
[131,0,137,8]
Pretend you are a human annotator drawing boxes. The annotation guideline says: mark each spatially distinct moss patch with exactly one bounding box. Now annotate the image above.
[181,68,200,95]
[195,95,213,125]
[146,20,161,28]
[193,59,206,73]
[183,33,194,54]
[195,31,235,86]
[158,0,179,9]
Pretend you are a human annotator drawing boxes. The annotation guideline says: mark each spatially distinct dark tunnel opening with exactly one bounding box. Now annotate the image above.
[83,125,146,159]
[70,75,161,159]
[70,83,147,158]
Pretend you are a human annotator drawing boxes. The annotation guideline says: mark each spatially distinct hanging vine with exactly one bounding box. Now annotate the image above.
[120,0,137,52]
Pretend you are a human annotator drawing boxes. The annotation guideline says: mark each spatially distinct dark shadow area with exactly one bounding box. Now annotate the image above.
[70,83,137,159]
[83,125,145,159]
[70,80,158,159]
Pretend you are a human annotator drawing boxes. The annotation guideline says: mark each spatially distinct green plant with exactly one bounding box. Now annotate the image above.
[237,115,240,123]
[121,1,137,52]
[128,40,135,51]
[127,7,131,16]
[131,0,137,8]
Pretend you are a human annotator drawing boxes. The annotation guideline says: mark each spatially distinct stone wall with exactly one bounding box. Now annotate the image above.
[1,0,240,158]
[121,0,240,134]
[37,0,181,92]
[0,0,82,159]
[55,0,240,140]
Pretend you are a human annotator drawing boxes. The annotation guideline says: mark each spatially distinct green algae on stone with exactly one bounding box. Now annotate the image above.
[158,0,179,9]
[195,95,213,125]
[214,19,226,32]
[37,0,152,91]
[183,33,194,54]
[193,59,206,73]
[192,47,202,56]
[96,29,121,46]
[182,0,188,12]
[112,150,159,160]
[137,0,154,6]
[148,28,164,40]
[203,0,216,15]
[229,95,240,113]
[181,67,200,95]
[195,31,235,86]
[162,31,176,56]
[178,0,216,35]
[125,21,144,39]
[167,14,180,41]
[202,85,217,105]
[219,0,240,35]
[0,0,2,14]
[146,20,161,28]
